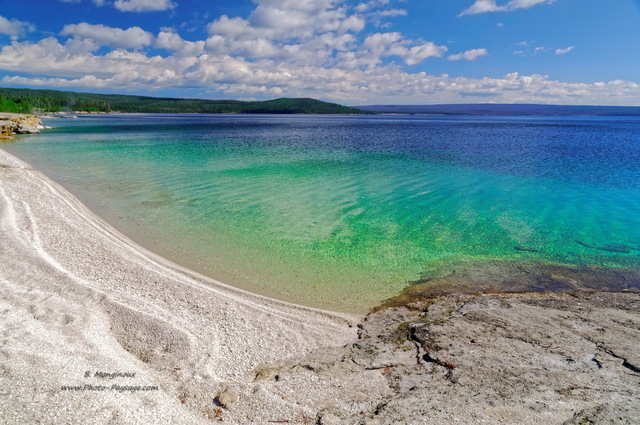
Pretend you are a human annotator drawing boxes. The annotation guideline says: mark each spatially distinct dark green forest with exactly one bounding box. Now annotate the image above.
[0,87,365,114]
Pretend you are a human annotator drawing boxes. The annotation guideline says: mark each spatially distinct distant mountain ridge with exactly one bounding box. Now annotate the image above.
[0,87,365,115]
[355,103,640,116]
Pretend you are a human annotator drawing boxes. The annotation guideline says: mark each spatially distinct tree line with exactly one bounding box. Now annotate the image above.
[0,87,365,115]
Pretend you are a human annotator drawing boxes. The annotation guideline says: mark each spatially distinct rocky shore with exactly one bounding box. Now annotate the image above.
[226,290,640,424]
[0,112,44,137]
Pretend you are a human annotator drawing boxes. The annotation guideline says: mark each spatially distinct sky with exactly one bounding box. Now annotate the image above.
[0,0,639,105]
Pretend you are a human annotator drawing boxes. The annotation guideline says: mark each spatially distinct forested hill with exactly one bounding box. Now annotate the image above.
[0,87,365,114]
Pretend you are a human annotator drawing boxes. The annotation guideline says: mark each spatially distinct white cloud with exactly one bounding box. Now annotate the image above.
[555,46,575,55]
[361,32,447,66]
[460,0,556,15]
[355,0,391,13]
[513,42,546,56]
[1,0,637,106]
[57,0,116,6]
[448,48,488,61]
[61,23,154,50]
[508,0,556,9]
[0,15,36,40]
[114,0,175,12]
[2,36,639,106]
[155,30,205,56]
[460,0,502,14]
[203,0,439,67]
[376,9,407,17]
[208,0,365,43]
[0,37,172,79]
[354,0,404,27]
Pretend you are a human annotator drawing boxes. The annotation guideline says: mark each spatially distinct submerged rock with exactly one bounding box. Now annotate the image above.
[514,245,540,252]
[598,244,633,254]
[379,261,640,309]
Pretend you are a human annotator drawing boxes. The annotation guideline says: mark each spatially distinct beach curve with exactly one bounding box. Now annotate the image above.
[0,147,359,424]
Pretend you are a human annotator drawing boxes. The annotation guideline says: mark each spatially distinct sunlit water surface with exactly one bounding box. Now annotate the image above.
[4,114,639,312]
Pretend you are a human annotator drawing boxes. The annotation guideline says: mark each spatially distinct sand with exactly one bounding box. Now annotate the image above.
[0,148,359,424]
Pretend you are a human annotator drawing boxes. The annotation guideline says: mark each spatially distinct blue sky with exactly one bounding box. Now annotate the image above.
[0,0,638,105]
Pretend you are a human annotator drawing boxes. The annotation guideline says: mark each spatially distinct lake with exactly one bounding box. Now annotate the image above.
[3,114,639,312]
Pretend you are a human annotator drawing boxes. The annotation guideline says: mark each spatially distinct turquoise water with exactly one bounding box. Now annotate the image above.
[3,114,640,312]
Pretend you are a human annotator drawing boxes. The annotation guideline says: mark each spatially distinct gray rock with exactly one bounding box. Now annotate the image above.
[0,113,43,136]
[229,291,640,424]
[15,124,41,134]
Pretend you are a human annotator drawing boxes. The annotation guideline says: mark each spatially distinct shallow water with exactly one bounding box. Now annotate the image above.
[4,114,640,312]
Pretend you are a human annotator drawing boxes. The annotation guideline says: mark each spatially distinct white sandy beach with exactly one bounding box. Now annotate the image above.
[0,147,360,424]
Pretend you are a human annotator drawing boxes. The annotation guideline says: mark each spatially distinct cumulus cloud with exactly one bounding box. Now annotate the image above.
[57,0,116,5]
[448,48,488,61]
[361,32,447,66]
[202,0,439,68]
[460,0,502,14]
[114,0,176,12]
[203,0,442,69]
[2,35,639,106]
[155,30,205,56]
[61,23,154,50]
[355,0,391,13]
[1,0,638,105]
[555,46,575,54]
[0,36,196,86]
[355,0,406,27]
[460,0,556,15]
[208,0,365,43]
[0,15,36,40]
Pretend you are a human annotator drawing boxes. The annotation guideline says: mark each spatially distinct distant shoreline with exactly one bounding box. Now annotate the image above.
[354,103,640,116]
[0,87,367,115]
[3,86,640,117]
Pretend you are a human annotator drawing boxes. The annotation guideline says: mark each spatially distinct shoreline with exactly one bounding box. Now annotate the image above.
[11,112,640,314]
[0,112,44,136]
[2,145,639,423]
[0,147,359,423]
[2,136,391,314]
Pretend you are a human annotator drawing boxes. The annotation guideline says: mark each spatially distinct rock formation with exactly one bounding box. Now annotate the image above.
[0,113,44,137]
[217,291,640,424]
